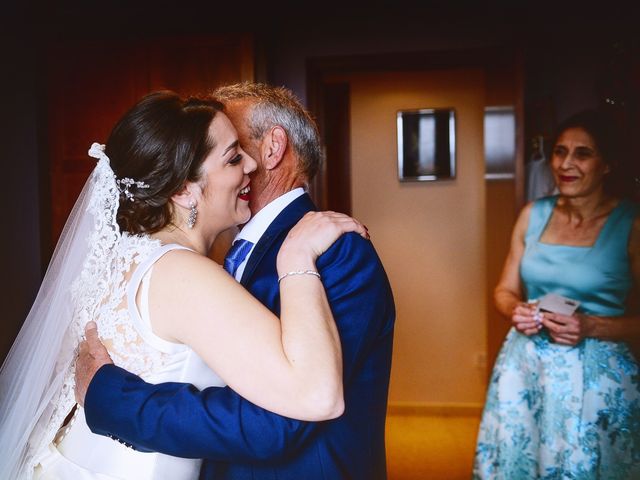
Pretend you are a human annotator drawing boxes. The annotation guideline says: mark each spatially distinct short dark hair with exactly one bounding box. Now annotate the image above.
[553,109,629,196]
[105,91,223,234]
[553,110,618,165]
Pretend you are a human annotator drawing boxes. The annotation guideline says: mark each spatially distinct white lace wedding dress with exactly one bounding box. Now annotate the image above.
[33,236,225,480]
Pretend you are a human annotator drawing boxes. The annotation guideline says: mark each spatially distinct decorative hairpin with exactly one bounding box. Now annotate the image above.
[116,177,150,201]
[88,143,150,202]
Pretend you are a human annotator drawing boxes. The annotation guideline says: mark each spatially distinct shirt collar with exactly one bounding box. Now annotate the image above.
[235,188,306,244]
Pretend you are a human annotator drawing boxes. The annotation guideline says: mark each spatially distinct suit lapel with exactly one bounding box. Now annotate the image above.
[240,193,316,287]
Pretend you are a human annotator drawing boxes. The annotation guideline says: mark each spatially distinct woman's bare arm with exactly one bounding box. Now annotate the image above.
[494,203,541,336]
[149,212,367,421]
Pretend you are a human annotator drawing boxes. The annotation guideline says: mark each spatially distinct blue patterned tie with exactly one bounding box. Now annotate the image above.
[223,239,254,278]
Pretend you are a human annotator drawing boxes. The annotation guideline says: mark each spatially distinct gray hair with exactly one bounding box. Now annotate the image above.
[213,82,323,181]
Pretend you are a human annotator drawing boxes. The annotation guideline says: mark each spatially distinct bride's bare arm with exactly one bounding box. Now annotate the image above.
[149,212,367,421]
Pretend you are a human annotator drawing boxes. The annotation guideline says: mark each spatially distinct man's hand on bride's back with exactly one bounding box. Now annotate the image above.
[75,321,113,406]
[278,212,369,270]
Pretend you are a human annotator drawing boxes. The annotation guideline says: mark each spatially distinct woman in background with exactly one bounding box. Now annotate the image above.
[474,110,640,479]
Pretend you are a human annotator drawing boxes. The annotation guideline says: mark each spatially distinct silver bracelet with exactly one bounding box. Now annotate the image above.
[277,270,321,283]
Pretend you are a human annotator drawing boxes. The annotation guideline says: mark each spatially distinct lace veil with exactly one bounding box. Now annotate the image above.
[0,143,121,479]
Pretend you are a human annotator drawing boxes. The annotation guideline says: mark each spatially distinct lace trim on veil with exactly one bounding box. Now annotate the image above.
[27,144,124,472]
[2,144,170,479]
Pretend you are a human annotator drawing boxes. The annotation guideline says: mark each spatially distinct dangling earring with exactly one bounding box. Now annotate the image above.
[187,201,197,229]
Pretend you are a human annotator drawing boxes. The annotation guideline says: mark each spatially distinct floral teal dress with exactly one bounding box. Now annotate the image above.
[474,196,640,479]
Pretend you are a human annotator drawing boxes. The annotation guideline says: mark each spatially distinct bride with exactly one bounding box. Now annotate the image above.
[0,91,367,479]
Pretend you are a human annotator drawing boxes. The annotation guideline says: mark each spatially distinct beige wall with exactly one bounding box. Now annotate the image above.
[349,70,487,406]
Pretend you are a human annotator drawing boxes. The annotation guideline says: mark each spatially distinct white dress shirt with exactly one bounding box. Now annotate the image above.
[526,153,557,202]
[231,188,306,281]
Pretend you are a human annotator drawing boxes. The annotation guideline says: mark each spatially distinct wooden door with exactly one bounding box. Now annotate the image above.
[309,50,523,389]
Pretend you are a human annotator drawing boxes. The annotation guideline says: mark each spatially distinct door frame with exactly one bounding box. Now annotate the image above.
[305,47,525,378]
[306,47,525,211]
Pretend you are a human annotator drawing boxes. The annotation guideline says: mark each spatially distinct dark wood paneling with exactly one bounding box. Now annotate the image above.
[46,35,254,254]
[47,43,150,245]
[146,36,254,95]
[322,82,351,214]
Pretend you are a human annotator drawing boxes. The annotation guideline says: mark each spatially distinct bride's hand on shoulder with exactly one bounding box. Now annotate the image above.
[278,211,369,270]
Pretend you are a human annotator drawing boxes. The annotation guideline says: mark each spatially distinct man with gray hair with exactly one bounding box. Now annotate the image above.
[77,82,396,479]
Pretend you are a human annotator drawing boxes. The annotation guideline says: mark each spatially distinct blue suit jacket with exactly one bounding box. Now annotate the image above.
[85,193,396,479]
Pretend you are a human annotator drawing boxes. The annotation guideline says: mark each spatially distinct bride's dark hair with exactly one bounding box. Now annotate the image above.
[105,91,223,234]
